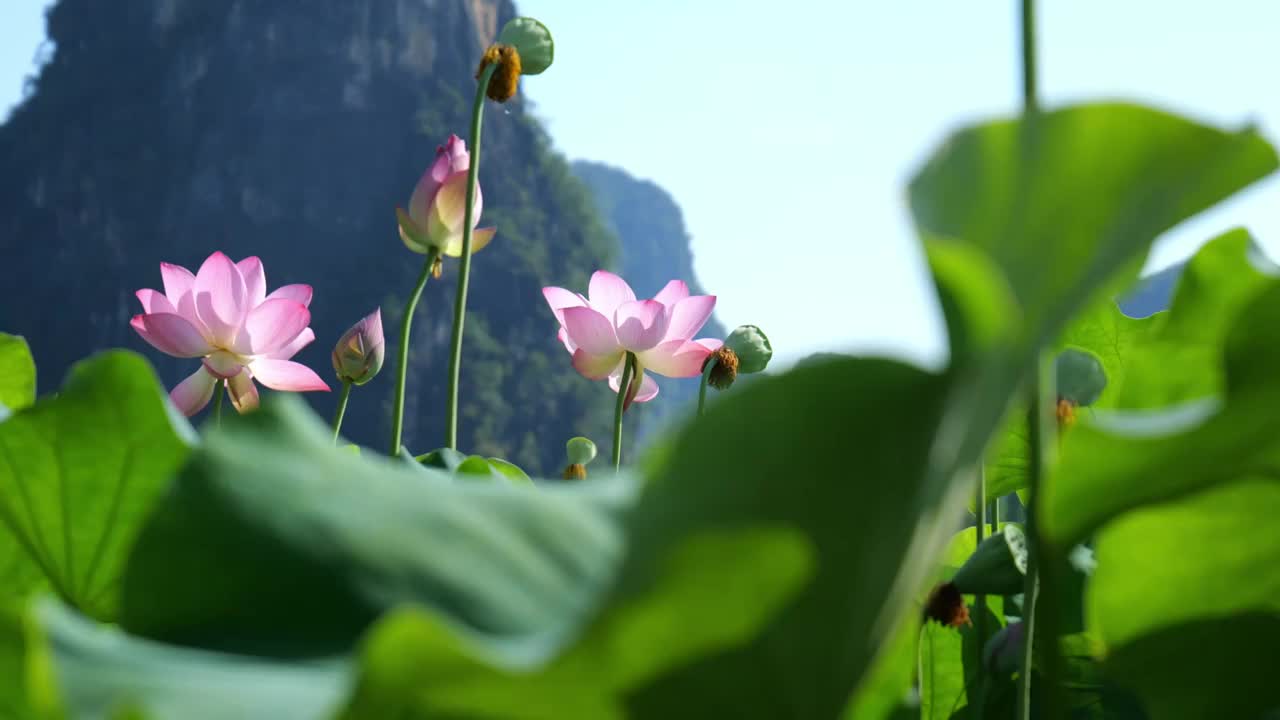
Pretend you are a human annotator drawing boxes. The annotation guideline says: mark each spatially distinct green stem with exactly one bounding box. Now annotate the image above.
[974,463,989,718]
[1020,353,1067,720]
[390,250,439,455]
[213,381,224,427]
[332,380,352,445]
[697,357,716,416]
[1016,1,1063,718]
[444,62,499,451]
[1021,0,1039,112]
[611,353,636,470]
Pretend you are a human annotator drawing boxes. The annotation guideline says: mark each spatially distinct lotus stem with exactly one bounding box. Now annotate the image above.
[444,62,499,450]
[390,248,439,455]
[612,352,636,470]
[332,380,352,445]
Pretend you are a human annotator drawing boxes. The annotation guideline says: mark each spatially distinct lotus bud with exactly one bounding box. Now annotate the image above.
[562,436,597,480]
[725,325,773,374]
[497,17,554,75]
[332,309,385,386]
[1055,348,1106,407]
[951,524,1029,596]
[983,621,1025,674]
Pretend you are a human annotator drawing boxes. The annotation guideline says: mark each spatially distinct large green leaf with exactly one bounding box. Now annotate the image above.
[0,334,35,415]
[1044,282,1280,545]
[0,352,192,619]
[1088,479,1280,719]
[36,598,351,720]
[911,103,1276,361]
[984,228,1274,504]
[841,615,919,720]
[614,358,966,718]
[120,397,631,655]
[339,525,813,719]
[1109,228,1278,409]
[0,601,48,720]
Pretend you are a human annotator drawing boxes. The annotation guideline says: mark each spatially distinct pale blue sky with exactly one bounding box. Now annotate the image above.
[4,1,1278,369]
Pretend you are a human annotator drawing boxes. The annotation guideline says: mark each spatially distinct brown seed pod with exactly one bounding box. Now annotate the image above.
[1056,397,1077,429]
[476,44,522,103]
[562,463,587,480]
[923,581,971,628]
[703,346,740,390]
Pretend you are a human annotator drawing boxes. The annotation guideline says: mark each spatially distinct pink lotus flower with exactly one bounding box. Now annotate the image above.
[131,251,330,416]
[542,271,722,407]
[396,134,497,257]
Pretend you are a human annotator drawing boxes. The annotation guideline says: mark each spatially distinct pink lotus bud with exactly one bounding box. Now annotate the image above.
[332,308,385,386]
[396,135,497,258]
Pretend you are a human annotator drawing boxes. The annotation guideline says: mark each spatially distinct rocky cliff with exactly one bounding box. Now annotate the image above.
[0,0,624,474]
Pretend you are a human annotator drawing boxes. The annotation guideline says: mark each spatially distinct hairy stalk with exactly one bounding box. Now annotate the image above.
[444,62,499,450]
[332,380,352,445]
[611,353,637,470]
[1015,0,1057,717]
[697,356,717,416]
[389,248,439,455]
[974,464,989,717]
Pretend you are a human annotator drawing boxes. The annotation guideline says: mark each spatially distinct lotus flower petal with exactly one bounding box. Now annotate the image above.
[663,295,717,343]
[608,369,659,405]
[695,338,724,352]
[561,306,620,356]
[136,289,175,315]
[653,279,690,307]
[170,366,218,417]
[543,286,588,326]
[131,313,214,358]
[249,358,330,392]
[237,299,311,356]
[227,369,260,414]
[265,284,313,307]
[639,339,715,378]
[268,327,315,360]
[160,262,195,306]
[572,348,625,380]
[587,271,636,316]
[615,299,670,351]
[237,256,267,308]
[193,251,249,347]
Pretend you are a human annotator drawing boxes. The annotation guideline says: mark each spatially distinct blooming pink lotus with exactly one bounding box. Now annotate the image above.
[396,134,497,257]
[131,251,329,416]
[542,271,721,407]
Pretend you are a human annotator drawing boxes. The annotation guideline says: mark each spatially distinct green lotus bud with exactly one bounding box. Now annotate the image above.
[951,524,1028,595]
[983,621,1025,674]
[566,436,597,466]
[332,309,385,386]
[497,17,554,75]
[1055,347,1107,407]
[724,325,772,374]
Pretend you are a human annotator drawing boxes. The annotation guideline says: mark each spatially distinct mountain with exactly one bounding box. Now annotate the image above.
[0,0,629,475]
[571,161,727,443]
